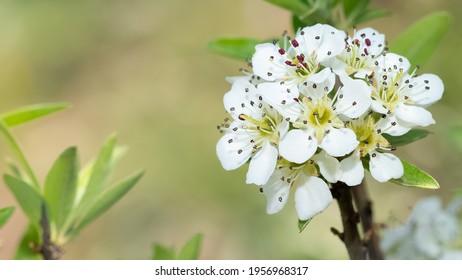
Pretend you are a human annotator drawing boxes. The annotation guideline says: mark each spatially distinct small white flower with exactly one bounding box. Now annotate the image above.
[382,196,462,260]
[260,151,341,221]
[340,116,403,186]
[252,24,346,87]
[369,53,444,135]
[326,27,385,78]
[216,77,288,185]
[259,74,370,161]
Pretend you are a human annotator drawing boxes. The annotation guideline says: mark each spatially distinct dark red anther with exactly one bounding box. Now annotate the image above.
[238,114,246,121]
[278,48,285,55]
[291,39,299,47]
[365,38,371,46]
[285,60,295,66]
[293,98,299,102]
[364,48,369,55]
[296,54,305,62]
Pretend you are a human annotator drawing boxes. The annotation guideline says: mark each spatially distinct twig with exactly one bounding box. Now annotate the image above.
[40,203,63,260]
[351,182,384,260]
[331,182,367,259]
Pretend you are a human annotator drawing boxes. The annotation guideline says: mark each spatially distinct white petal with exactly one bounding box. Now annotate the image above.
[335,76,371,118]
[246,141,278,185]
[376,114,412,136]
[298,24,346,62]
[295,176,333,221]
[258,82,301,122]
[252,43,288,81]
[223,78,259,119]
[279,129,317,164]
[261,170,291,214]
[321,128,358,157]
[216,132,252,170]
[396,104,435,127]
[369,152,404,183]
[312,150,342,183]
[303,68,336,99]
[339,151,365,186]
[371,100,389,114]
[376,53,411,73]
[353,27,385,57]
[409,74,444,106]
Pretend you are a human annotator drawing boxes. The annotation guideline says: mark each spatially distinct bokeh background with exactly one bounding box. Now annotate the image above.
[0,0,461,259]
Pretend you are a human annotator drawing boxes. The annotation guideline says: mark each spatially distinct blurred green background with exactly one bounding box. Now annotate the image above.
[0,0,461,259]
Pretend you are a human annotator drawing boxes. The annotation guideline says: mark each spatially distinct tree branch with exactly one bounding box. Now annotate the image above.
[40,203,63,260]
[351,182,384,260]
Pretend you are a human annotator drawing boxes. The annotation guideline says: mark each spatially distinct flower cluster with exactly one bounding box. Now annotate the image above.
[216,24,444,221]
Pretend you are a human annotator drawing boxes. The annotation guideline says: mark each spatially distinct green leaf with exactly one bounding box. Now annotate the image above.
[383,129,430,146]
[292,15,305,32]
[342,0,370,17]
[0,206,15,229]
[178,233,203,260]
[152,244,176,260]
[14,224,42,260]
[0,103,70,127]
[44,147,79,231]
[355,9,390,25]
[74,170,144,232]
[208,38,260,60]
[298,218,312,233]
[391,159,439,189]
[4,174,43,226]
[390,12,451,68]
[264,0,309,16]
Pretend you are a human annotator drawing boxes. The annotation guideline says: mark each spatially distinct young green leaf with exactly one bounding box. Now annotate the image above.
[383,129,430,146]
[208,38,261,60]
[264,0,309,16]
[355,9,390,25]
[44,147,79,231]
[298,218,312,233]
[178,233,203,260]
[0,103,70,127]
[391,160,439,189]
[0,206,15,229]
[390,11,451,68]
[4,174,43,226]
[14,224,42,260]
[152,244,176,260]
[73,170,144,232]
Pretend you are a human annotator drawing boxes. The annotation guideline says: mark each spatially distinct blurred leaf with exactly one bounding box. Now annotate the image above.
[44,147,79,231]
[292,15,306,32]
[383,129,430,146]
[14,224,42,260]
[390,12,451,67]
[264,0,309,16]
[152,244,176,260]
[355,9,390,24]
[74,170,144,232]
[0,103,70,127]
[298,218,312,233]
[208,38,260,60]
[448,126,462,153]
[4,175,43,226]
[391,160,439,189]
[178,233,203,260]
[342,0,370,17]
[0,206,15,229]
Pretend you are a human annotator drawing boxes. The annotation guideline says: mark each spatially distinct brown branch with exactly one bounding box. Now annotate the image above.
[351,182,384,260]
[40,202,63,260]
[331,182,367,259]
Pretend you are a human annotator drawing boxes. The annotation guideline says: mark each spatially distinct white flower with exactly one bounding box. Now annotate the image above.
[340,116,404,186]
[369,53,444,136]
[260,151,341,221]
[382,196,462,260]
[252,24,346,87]
[216,77,288,185]
[326,27,385,78]
[259,74,370,161]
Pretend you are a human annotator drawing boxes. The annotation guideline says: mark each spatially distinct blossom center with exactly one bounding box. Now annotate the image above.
[349,117,390,157]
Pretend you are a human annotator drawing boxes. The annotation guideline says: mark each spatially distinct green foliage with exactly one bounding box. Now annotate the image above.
[208,38,261,60]
[383,129,431,147]
[391,160,440,189]
[390,12,451,68]
[152,233,203,260]
[14,224,42,260]
[298,218,312,233]
[264,0,308,17]
[0,103,70,127]
[0,206,15,229]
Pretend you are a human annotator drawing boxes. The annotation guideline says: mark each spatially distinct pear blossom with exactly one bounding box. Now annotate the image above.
[340,116,403,186]
[382,197,462,260]
[369,53,444,135]
[260,151,341,221]
[216,77,288,185]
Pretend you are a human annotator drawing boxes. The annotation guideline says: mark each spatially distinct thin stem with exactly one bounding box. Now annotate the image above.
[351,181,384,260]
[40,202,62,260]
[0,120,41,190]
